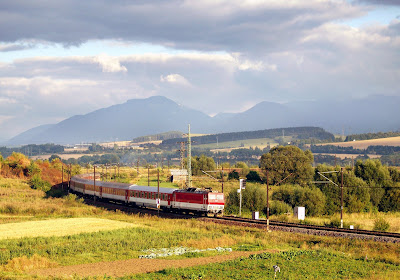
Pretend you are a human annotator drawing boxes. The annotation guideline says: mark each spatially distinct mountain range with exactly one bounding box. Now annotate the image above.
[5,95,400,145]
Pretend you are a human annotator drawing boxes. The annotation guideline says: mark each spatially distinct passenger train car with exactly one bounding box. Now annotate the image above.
[70,174,224,215]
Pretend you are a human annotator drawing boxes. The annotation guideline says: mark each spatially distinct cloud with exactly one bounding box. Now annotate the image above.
[356,0,400,6]
[160,74,191,86]
[0,1,399,140]
[94,53,127,73]
[0,43,32,52]
[0,0,365,54]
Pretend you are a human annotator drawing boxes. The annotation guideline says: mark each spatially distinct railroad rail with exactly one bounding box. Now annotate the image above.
[205,216,400,243]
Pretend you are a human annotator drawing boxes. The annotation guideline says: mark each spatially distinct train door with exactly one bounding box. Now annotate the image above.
[100,186,103,198]
[203,194,207,211]
[125,190,129,203]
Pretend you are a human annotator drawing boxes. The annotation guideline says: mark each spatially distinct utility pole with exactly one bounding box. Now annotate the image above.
[266,170,270,231]
[341,167,344,229]
[177,141,186,170]
[105,165,108,182]
[61,165,64,191]
[137,159,140,174]
[68,164,71,192]
[93,165,96,203]
[157,169,160,216]
[187,124,192,189]
[148,167,150,186]
[221,166,224,193]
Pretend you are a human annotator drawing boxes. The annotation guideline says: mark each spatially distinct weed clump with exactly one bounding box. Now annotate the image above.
[373,217,390,232]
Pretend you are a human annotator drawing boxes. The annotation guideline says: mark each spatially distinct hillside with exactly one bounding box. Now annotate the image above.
[161,127,335,147]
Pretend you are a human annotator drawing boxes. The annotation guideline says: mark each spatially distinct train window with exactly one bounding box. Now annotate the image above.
[209,194,216,200]
[217,194,224,200]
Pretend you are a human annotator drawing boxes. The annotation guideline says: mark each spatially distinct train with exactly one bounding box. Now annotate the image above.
[70,174,224,215]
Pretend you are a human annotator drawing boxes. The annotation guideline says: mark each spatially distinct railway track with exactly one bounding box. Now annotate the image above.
[81,196,400,243]
[206,216,400,243]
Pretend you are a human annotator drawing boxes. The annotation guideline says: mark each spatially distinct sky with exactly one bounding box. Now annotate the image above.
[0,0,399,142]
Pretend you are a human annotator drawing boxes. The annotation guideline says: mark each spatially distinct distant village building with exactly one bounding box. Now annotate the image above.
[169,169,188,182]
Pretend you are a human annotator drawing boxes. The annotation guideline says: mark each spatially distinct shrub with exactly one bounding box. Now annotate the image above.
[267,200,292,216]
[373,217,390,232]
[228,170,239,180]
[246,171,262,182]
[272,184,326,216]
[226,184,266,213]
[29,174,51,192]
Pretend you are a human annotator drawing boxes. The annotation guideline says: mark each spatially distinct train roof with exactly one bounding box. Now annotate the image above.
[129,185,177,193]
[71,175,177,193]
[175,187,221,194]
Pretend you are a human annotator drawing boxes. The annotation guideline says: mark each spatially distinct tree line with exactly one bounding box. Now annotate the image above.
[345,131,400,142]
[161,127,335,147]
[226,146,400,216]
[311,144,400,155]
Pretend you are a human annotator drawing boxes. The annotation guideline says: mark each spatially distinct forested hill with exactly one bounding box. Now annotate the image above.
[345,131,400,141]
[161,127,334,146]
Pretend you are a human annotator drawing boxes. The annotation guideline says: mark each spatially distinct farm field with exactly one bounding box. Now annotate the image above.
[318,136,400,149]
[313,153,381,159]
[0,177,399,279]
[0,218,137,239]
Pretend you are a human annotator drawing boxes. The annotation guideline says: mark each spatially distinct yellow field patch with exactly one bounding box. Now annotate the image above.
[318,136,400,149]
[0,218,137,239]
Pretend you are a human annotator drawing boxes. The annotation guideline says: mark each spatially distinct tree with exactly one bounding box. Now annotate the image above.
[272,184,326,216]
[234,161,250,177]
[354,159,392,208]
[228,170,239,180]
[49,154,61,162]
[185,155,216,176]
[260,146,314,186]
[246,170,262,182]
[314,164,371,214]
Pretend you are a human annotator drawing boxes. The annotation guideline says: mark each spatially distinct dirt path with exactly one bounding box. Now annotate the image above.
[33,250,272,278]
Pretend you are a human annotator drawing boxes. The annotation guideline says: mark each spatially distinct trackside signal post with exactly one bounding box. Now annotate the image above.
[238,179,246,216]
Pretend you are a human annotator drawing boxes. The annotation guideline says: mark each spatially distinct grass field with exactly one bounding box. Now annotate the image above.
[0,218,137,239]
[318,136,400,149]
[0,177,399,279]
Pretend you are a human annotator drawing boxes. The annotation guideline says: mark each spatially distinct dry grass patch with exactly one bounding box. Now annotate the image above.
[0,218,138,239]
[2,254,58,272]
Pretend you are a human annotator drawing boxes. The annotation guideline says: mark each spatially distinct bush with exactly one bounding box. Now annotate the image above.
[29,174,51,192]
[272,184,326,216]
[226,184,266,213]
[228,170,239,180]
[246,171,262,182]
[373,217,390,232]
[324,217,361,229]
[267,200,292,216]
